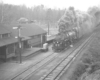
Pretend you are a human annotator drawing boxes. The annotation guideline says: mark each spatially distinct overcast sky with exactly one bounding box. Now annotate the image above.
[1,0,100,11]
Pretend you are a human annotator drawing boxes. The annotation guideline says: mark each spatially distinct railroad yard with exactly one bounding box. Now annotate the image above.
[0,27,99,80]
[0,29,96,80]
[0,2,100,80]
[0,29,97,80]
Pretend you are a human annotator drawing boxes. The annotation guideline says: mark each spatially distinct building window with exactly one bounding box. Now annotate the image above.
[2,33,10,38]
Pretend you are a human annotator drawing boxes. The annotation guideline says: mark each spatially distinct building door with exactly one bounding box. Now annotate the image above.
[0,46,6,60]
[23,40,29,48]
[6,44,15,58]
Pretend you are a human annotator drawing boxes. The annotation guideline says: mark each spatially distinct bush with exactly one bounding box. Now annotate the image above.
[89,62,100,74]
[81,52,94,65]
[89,47,100,62]
[70,62,88,80]
[70,33,100,80]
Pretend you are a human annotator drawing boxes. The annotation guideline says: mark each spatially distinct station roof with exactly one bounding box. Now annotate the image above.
[0,23,47,47]
[0,36,31,47]
[6,23,47,37]
[0,24,11,34]
[0,37,17,46]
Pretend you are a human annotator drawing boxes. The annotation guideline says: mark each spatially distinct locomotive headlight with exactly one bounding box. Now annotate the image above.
[57,41,59,43]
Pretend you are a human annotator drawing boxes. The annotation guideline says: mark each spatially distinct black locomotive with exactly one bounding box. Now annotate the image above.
[52,27,81,52]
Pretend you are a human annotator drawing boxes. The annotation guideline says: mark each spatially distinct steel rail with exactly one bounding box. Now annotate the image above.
[8,52,55,80]
[9,42,71,80]
[11,38,83,80]
[39,33,95,80]
[11,52,64,80]
[22,34,94,80]
[54,33,95,80]
[13,52,68,80]
[9,33,94,80]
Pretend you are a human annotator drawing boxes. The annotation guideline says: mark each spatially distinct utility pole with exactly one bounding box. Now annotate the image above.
[41,34,43,47]
[13,18,28,63]
[13,25,22,63]
[18,26,22,63]
[48,22,49,35]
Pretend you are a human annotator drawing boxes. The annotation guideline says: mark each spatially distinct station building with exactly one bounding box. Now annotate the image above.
[0,23,47,61]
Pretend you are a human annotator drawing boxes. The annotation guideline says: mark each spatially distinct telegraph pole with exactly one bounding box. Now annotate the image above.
[48,22,50,35]
[13,25,22,63]
[18,26,22,63]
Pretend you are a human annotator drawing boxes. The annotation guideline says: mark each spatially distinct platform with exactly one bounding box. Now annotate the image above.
[0,46,53,80]
[21,47,41,57]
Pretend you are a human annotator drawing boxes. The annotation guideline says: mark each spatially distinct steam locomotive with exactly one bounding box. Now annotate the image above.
[52,26,83,52]
[51,6,99,52]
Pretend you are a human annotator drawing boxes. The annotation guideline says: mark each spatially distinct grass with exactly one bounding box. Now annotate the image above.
[69,62,88,80]
[69,31,100,80]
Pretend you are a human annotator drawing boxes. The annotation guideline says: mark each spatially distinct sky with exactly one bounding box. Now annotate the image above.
[1,0,100,11]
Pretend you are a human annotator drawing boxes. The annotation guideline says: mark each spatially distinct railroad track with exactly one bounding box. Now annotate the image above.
[8,33,94,80]
[8,44,65,80]
[23,33,94,80]
[7,52,56,80]
[40,33,95,80]
[10,52,70,80]
[9,49,69,80]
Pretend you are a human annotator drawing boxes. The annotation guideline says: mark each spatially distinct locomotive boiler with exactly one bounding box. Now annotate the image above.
[52,27,81,52]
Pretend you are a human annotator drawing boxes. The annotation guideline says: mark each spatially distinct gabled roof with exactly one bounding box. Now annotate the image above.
[0,37,17,46]
[6,23,47,37]
[0,24,11,34]
[0,23,47,47]
[0,36,31,47]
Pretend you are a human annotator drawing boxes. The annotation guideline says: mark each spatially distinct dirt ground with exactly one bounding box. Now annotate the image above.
[43,28,58,35]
